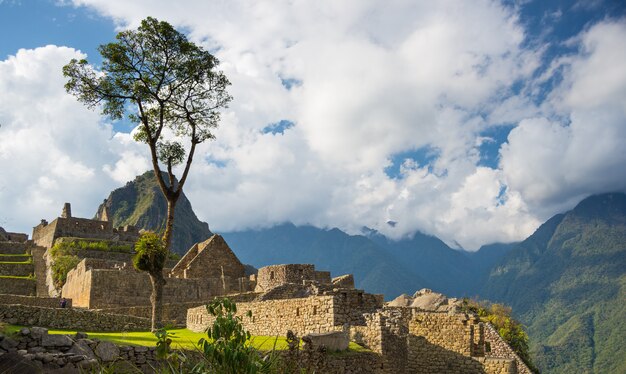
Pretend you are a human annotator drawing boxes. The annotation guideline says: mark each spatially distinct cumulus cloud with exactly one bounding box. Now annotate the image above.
[500,20,626,217]
[1,1,624,251]
[0,46,148,230]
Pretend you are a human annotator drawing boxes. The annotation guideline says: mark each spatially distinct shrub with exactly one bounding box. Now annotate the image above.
[462,298,539,373]
[51,255,80,288]
[197,298,277,374]
[133,232,167,273]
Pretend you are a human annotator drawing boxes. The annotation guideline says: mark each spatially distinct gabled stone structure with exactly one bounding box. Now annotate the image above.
[170,234,245,279]
[62,234,255,309]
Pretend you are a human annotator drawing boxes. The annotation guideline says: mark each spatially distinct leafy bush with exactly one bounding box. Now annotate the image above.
[133,232,167,273]
[197,298,277,374]
[51,255,80,288]
[462,299,539,373]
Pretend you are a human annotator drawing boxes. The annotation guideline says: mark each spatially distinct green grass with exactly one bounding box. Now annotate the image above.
[0,260,32,264]
[1,325,368,353]
[0,275,35,280]
[0,253,31,257]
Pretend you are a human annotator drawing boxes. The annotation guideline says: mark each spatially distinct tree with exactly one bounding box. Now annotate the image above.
[63,17,232,330]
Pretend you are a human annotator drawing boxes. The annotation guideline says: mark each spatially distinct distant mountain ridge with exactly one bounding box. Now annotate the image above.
[97,173,626,373]
[482,192,626,373]
[95,170,212,255]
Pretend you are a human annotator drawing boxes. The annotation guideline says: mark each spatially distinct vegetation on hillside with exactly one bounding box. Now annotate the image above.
[481,193,626,373]
[462,299,539,373]
[96,170,212,255]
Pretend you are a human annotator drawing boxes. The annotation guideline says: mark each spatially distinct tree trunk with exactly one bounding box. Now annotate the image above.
[149,271,166,332]
[163,198,177,252]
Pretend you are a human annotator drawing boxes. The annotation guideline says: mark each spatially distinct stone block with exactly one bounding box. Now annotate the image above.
[95,341,119,362]
[41,334,73,348]
[303,331,349,352]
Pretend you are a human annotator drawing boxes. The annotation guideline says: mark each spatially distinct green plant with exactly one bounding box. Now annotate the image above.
[462,298,539,373]
[197,298,278,374]
[51,254,80,288]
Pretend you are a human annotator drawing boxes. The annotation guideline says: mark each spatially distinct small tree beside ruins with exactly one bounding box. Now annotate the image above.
[63,17,232,330]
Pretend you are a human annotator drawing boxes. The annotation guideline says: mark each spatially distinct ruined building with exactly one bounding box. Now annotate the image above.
[0,203,531,373]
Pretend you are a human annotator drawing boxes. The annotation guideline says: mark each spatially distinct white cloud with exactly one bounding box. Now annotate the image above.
[500,20,626,218]
[0,46,148,230]
[1,2,624,251]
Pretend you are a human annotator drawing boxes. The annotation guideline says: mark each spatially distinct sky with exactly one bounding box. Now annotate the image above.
[0,0,625,250]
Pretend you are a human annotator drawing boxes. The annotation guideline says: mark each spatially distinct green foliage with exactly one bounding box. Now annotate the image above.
[51,238,133,255]
[197,298,277,374]
[51,255,80,288]
[462,299,539,373]
[48,238,132,289]
[63,16,232,160]
[133,232,167,274]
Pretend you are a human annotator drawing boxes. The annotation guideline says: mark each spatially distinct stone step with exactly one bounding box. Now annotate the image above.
[0,263,35,277]
[0,277,37,296]
[0,242,29,255]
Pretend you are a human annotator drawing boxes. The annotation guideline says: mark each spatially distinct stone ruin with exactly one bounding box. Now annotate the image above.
[0,204,533,373]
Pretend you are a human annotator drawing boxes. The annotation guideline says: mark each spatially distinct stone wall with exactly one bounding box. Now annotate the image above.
[31,246,48,297]
[0,294,72,308]
[0,278,36,296]
[255,264,317,292]
[484,322,532,374]
[0,241,29,254]
[0,327,160,373]
[62,258,246,309]
[3,232,28,242]
[33,217,139,250]
[170,235,245,280]
[405,311,518,374]
[0,304,150,331]
[0,263,33,277]
[188,296,338,336]
[481,357,517,374]
[97,301,206,327]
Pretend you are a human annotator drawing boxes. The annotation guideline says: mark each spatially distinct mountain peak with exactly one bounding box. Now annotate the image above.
[95,170,212,254]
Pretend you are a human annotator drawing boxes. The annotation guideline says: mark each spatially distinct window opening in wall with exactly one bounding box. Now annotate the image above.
[313,306,317,315]
[296,307,300,316]
[358,292,363,304]
[270,271,275,280]
[485,342,491,352]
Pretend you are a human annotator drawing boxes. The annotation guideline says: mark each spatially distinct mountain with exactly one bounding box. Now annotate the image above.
[482,192,626,374]
[95,170,212,255]
[222,224,430,299]
[367,231,515,296]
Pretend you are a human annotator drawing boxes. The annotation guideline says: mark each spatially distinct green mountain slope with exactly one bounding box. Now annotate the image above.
[482,192,626,373]
[95,171,212,255]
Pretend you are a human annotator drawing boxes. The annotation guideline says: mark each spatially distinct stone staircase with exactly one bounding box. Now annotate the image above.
[0,241,36,296]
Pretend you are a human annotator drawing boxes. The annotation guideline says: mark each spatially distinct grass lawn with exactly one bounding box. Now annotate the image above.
[1,325,368,353]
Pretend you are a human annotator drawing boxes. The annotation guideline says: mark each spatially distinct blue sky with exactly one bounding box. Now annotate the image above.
[0,0,625,250]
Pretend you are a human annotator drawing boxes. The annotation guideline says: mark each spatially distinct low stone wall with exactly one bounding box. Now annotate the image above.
[98,301,205,327]
[0,304,150,331]
[0,277,36,296]
[0,242,29,254]
[484,322,532,374]
[0,294,72,308]
[0,327,159,373]
[188,296,338,336]
[481,357,517,374]
[0,263,33,277]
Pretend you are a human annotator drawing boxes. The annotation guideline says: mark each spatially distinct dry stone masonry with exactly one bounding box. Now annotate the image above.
[1,207,531,373]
